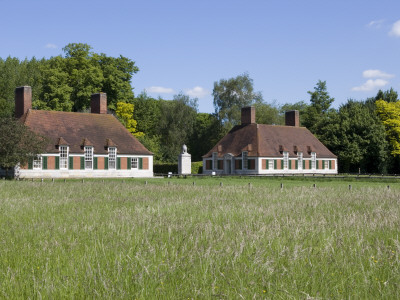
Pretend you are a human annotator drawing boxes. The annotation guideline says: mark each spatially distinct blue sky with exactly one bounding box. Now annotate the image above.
[1,0,400,113]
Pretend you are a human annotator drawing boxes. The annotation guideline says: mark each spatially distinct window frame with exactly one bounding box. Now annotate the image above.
[283,151,289,169]
[242,151,248,169]
[298,152,303,170]
[33,155,42,169]
[311,152,316,170]
[212,152,218,170]
[108,147,117,170]
[59,146,69,169]
[131,157,138,169]
[84,146,93,170]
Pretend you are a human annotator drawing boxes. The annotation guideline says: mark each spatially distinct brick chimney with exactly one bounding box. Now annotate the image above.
[15,86,32,119]
[91,93,107,114]
[285,110,299,127]
[241,106,255,125]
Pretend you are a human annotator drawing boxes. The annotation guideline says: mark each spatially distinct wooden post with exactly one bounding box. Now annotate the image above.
[193,182,195,186]
[349,185,352,191]
[220,182,223,187]
[313,183,316,189]
[145,181,148,185]
[280,183,283,190]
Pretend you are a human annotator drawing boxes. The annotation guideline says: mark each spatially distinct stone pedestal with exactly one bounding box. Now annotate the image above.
[178,144,191,175]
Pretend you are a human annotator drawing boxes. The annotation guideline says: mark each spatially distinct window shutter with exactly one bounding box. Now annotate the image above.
[117,157,121,170]
[329,160,332,169]
[303,160,306,169]
[43,157,48,170]
[274,160,277,169]
[316,160,319,169]
[94,157,98,170]
[295,160,298,169]
[127,158,131,170]
[28,157,33,169]
[139,157,143,170]
[69,157,73,169]
[281,160,284,169]
[55,157,60,170]
[80,157,84,169]
[105,157,108,170]
[289,160,292,170]
[266,159,269,170]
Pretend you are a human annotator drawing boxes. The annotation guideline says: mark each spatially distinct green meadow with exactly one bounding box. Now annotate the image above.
[0,177,399,299]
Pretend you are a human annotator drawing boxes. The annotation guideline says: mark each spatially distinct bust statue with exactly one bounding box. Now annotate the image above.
[182,144,187,154]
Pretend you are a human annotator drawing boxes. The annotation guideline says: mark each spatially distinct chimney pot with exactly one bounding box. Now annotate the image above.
[91,93,107,114]
[241,106,256,125]
[285,110,299,127]
[15,86,32,118]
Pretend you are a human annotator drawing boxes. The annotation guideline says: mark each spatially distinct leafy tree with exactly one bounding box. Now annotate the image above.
[375,88,398,103]
[0,117,47,177]
[303,80,335,136]
[158,94,198,162]
[115,101,143,137]
[133,91,162,136]
[255,102,282,125]
[213,73,263,128]
[376,100,400,156]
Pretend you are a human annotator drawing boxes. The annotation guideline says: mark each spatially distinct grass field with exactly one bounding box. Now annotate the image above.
[0,177,399,299]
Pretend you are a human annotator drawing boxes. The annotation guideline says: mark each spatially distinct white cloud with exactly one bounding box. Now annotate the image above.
[45,43,57,49]
[185,86,209,98]
[362,69,394,79]
[367,19,384,28]
[352,79,389,92]
[389,20,400,37]
[146,86,175,94]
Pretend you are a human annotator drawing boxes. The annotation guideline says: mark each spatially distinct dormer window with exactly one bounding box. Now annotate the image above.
[85,146,93,169]
[59,145,68,169]
[108,147,117,169]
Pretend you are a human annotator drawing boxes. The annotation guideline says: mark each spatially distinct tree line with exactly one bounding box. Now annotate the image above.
[1,43,400,174]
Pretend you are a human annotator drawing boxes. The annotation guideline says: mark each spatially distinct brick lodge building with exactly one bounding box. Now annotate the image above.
[14,86,153,178]
[202,106,337,175]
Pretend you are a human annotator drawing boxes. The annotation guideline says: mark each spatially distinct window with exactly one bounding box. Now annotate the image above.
[33,155,42,169]
[324,160,329,169]
[298,152,303,170]
[108,147,116,169]
[243,151,248,169]
[212,152,218,170]
[311,152,316,169]
[85,146,93,169]
[59,146,68,169]
[283,151,289,169]
[268,159,274,170]
[132,157,138,169]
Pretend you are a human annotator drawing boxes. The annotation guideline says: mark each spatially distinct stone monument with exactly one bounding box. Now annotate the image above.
[178,144,191,175]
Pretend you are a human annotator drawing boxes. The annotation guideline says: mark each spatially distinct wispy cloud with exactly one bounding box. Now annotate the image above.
[146,86,175,94]
[45,43,57,49]
[363,69,394,79]
[352,79,389,92]
[185,86,209,98]
[367,19,384,28]
[389,20,400,37]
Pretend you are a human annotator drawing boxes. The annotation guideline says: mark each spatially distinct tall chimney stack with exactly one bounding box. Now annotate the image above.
[285,110,299,127]
[241,106,256,125]
[91,93,107,114]
[15,86,32,119]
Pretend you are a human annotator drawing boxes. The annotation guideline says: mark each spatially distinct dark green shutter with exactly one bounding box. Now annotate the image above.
[69,157,73,169]
[43,156,47,170]
[303,160,306,169]
[94,157,98,170]
[274,160,277,169]
[117,157,121,170]
[80,157,84,169]
[266,159,269,170]
[289,160,292,169]
[127,158,131,170]
[281,160,284,169]
[295,160,298,169]
[105,157,108,170]
[28,157,33,169]
[139,158,143,170]
[55,157,60,170]
[316,160,319,169]
[329,160,332,169]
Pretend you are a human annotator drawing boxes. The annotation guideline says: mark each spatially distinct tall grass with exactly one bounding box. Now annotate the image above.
[0,179,399,298]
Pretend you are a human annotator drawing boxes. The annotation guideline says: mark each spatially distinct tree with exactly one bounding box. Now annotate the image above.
[375,88,398,103]
[115,101,143,137]
[375,100,400,156]
[158,94,198,162]
[303,80,335,136]
[213,73,263,128]
[254,102,282,125]
[0,117,47,177]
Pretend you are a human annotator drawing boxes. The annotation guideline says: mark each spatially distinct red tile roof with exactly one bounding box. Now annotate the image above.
[203,123,336,159]
[23,109,152,155]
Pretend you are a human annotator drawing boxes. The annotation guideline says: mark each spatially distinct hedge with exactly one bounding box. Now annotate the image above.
[153,161,203,174]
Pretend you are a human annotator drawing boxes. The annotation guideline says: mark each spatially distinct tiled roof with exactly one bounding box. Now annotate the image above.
[23,109,152,155]
[203,123,336,159]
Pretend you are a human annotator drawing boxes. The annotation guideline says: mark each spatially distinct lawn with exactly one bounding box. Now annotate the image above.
[0,177,399,299]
